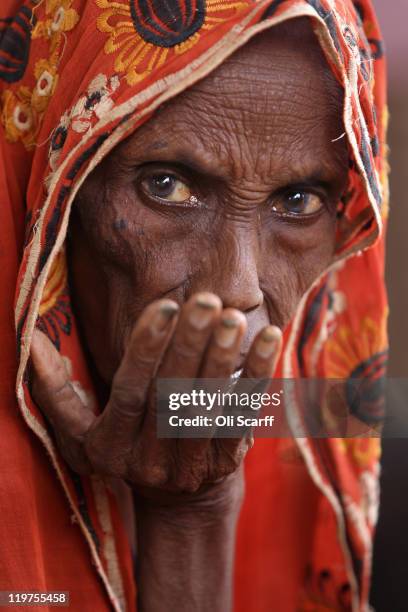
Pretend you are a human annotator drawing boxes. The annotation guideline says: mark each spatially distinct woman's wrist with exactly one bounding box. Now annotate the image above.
[133,468,244,612]
[133,468,244,511]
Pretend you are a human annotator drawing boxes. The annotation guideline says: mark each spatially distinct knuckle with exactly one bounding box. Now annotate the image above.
[128,346,158,369]
[246,361,271,378]
[173,460,204,492]
[211,444,242,478]
[85,435,124,477]
[210,365,234,379]
[173,472,202,493]
[127,443,170,487]
[139,464,169,488]
[52,380,76,404]
[171,341,203,362]
[110,382,146,415]
[210,349,231,362]
[35,378,74,410]
[211,463,234,480]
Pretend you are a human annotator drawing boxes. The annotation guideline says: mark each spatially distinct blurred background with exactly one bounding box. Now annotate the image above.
[371,1,408,609]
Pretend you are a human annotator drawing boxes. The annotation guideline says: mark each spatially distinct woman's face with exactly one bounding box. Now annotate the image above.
[68,19,348,384]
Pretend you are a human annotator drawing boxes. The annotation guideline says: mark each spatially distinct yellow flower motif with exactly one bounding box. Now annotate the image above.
[1,57,59,148]
[32,0,80,40]
[39,250,68,316]
[32,58,59,113]
[1,87,39,148]
[326,310,388,379]
[96,0,250,85]
[1,1,80,149]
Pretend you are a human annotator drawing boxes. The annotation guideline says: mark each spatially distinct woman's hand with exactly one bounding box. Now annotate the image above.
[31,293,282,611]
[30,292,282,495]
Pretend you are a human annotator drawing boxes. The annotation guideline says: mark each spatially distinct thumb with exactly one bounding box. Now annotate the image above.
[30,329,95,438]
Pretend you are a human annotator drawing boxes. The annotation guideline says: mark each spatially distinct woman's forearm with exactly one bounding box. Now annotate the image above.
[134,471,244,612]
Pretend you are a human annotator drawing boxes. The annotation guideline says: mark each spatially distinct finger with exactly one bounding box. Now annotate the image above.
[157,292,223,379]
[241,325,282,379]
[104,299,179,426]
[199,308,247,378]
[177,310,247,470]
[30,329,95,438]
[86,299,179,478]
[221,326,282,456]
[133,294,222,486]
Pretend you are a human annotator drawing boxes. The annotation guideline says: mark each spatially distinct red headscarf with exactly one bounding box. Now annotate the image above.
[0,1,388,610]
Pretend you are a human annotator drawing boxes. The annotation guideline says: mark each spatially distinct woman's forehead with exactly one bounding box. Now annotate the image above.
[115,18,346,183]
[155,19,341,112]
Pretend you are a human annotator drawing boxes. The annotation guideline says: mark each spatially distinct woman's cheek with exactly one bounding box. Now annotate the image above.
[269,214,337,254]
[261,218,336,324]
[101,233,199,359]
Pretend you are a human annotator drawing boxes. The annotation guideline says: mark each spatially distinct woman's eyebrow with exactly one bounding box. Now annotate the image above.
[138,140,346,188]
[288,171,346,191]
[138,140,227,179]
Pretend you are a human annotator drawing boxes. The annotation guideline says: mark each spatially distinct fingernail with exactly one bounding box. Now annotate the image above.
[256,327,280,359]
[152,303,179,332]
[189,297,219,330]
[215,318,240,348]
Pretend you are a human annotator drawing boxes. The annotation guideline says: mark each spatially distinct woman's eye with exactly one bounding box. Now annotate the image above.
[271,191,324,216]
[141,173,192,203]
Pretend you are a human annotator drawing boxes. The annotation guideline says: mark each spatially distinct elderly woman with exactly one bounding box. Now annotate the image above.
[0,0,388,611]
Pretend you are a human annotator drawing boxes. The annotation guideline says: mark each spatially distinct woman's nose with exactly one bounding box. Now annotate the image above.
[188,228,264,314]
[217,263,264,314]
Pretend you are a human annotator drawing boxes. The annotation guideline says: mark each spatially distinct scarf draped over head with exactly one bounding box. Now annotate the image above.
[0,0,388,610]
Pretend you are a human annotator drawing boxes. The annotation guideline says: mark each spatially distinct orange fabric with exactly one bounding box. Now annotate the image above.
[235,439,320,611]
[0,1,388,610]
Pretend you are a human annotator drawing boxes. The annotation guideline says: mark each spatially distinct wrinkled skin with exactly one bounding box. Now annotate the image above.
[31,19,349,612]
[69,22,348,385]
[54,18,347,486]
